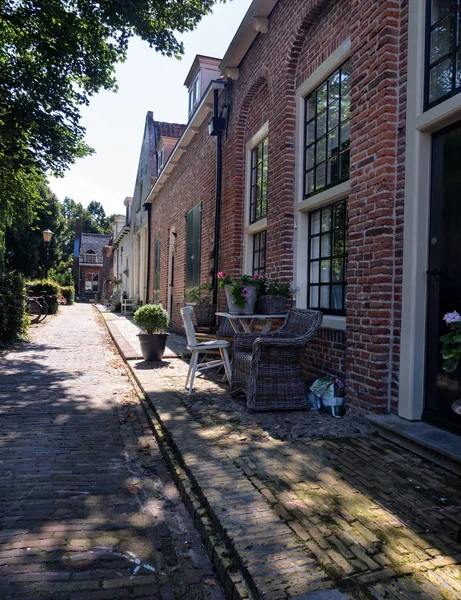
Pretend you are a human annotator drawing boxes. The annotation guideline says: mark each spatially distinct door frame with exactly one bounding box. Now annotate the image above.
[398,0,461,421]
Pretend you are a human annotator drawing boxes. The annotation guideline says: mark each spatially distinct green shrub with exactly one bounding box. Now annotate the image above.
[0,272,29,346]
[60,285,75,305]
[26,279,61,314]
[133,304,169,334]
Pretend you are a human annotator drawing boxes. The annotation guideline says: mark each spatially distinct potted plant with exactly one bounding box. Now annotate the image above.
[258,278,291,315]
[189,283,215,326]
[217,272,259,315]
[133,304,169,361]
[311,375,346,418]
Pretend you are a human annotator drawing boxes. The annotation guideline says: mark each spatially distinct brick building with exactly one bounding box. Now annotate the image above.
[74,231,111,301]
[141,0,461,434]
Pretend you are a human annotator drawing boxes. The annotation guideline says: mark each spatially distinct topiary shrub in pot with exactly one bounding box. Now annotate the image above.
[133,304,169,361]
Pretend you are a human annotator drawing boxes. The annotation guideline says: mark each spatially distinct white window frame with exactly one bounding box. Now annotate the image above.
[84,252,97,263]
[85,272,99,292]
[294,41,351,331]
[188,73,200,116]
[157,146,164,173]
[243,122,269,276]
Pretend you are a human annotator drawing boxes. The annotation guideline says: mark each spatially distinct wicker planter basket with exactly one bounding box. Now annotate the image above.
[257,295,287,315]
[193,303,216,327]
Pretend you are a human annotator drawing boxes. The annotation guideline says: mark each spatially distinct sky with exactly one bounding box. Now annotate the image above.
[49,0,251,216]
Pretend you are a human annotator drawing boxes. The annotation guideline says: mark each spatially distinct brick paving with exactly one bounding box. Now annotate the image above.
[100,311,461,600]
[0,304,225,600]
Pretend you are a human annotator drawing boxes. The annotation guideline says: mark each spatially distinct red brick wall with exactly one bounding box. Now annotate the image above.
[148,0,408,414]
[148,115,217,330]
[78,265,103,297]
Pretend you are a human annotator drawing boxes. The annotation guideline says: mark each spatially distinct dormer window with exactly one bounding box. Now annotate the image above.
[84,250,96,263]
[188,73,200,115]
[157,146,164,173]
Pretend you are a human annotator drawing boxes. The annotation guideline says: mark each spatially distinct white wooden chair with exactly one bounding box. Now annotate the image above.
[180,306,232,395]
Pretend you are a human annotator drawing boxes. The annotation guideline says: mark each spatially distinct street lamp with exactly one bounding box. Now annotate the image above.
[67,267,72,286]
[42,229,53,277]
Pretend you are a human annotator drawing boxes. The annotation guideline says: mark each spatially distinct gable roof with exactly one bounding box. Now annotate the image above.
[157,122,186,139]
[80,233,111,264]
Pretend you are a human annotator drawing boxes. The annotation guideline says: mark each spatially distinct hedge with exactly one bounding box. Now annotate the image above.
[26,279,61,314]
[0,272,30,345]
[60,285,75,305]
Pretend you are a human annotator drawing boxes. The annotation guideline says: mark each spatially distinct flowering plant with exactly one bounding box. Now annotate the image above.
[440,310,461,372]
[217,272,261,308]
[261,278,292,297]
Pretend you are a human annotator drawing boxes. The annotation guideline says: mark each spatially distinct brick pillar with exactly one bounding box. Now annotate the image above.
[345,0,406,413]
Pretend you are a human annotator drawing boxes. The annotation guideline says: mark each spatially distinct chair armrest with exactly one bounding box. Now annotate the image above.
[234,333,260,353]
[253,336,307,351]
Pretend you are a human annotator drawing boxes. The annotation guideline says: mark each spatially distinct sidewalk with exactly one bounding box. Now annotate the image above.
[99,307,461,600]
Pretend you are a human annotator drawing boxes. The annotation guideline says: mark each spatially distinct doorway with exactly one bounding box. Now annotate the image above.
[425,122,461,433]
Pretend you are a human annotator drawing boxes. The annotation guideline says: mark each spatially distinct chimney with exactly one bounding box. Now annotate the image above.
[75,218,83,242]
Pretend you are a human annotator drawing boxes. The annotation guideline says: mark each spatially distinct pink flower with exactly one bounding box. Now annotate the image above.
[217,271,226,279]
[252,274,262,279]
[443,311,461,324]
[242,288,249,297]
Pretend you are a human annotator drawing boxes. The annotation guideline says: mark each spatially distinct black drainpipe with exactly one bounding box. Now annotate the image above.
[212,88,223,307]
[144,202,152,304]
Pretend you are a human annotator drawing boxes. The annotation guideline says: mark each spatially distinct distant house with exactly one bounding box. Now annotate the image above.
[73,225,111,300]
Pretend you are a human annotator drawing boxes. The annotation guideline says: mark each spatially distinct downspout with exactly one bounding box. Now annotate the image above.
[144,203,152,304]
[212,88,223,307]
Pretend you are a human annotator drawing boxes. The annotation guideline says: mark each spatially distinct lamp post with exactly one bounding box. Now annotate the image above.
[42,229,53,278]
[67,267,72,286]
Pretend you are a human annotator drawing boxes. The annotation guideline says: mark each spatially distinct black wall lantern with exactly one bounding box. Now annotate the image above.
[208,116,226,136]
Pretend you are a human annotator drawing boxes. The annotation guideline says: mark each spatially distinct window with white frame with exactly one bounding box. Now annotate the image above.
[157,147,164,173]
[245,131,269,276]
[303,60,350,198]
[425,0,461,107]
[188,73,200,115]
[84,250,96,263]
[85,273,99,292]
[307,199,348,315]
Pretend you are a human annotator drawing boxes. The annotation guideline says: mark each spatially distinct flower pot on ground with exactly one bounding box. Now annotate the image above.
[257,279,291,314]
[133,304,169,361]
[218,272,260,315]
[189,283,216,326]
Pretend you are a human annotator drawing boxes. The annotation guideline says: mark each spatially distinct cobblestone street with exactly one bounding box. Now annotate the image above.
[99,308,461,600]
[0,304,225,600]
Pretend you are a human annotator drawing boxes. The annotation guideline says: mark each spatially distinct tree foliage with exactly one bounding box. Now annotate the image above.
[0,0,219,256]
[0,0,218,176]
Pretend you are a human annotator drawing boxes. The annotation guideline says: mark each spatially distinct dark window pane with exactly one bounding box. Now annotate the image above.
[249,137,269,224]
[457,50,461,87]
[252,230,267,276]
[315,163,326,190]
[426,2,460,106]
[430,16,453,64]
[303,60,350,198]
[431,0,455,25]
[185,204,201,302]
[429,58,453,103]
[307,199,348,315]
[340,151,350,180]
[340,120,350,149]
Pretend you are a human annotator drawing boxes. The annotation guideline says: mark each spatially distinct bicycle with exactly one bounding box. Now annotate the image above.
[25,296,42,324]
[25,294,49,324]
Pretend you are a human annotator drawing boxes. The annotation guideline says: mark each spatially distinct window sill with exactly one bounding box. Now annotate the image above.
[245,218,267,235]
[298,181,350,212]
[320,315,346,330]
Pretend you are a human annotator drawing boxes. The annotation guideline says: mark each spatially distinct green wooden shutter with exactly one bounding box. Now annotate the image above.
[185,203,201,302]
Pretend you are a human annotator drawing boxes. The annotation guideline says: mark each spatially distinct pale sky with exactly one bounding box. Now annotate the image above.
[49,0,250,216]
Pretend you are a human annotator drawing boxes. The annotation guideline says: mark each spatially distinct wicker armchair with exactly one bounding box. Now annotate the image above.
[230,309,323,411]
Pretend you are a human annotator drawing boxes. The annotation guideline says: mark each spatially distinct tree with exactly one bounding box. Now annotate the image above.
[0,0,218,177]
[88,201,107,230]
[5,184,65,278]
